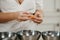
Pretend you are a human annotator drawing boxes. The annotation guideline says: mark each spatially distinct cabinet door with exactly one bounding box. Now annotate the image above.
[37,0,60,31]
[56,0,60,10]
[54,0,60,31]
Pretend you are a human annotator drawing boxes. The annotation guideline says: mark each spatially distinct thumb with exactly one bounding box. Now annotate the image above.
[35,13,40,17]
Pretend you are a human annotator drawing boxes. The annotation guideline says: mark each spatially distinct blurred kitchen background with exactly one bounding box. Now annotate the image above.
[0,0,60,40]
[36,0,60,32]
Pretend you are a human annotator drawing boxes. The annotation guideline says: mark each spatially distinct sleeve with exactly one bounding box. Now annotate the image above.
[35,0,43,10]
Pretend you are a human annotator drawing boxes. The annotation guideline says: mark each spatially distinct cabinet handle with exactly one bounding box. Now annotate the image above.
[56,9,60,12]
[56,23,60,27]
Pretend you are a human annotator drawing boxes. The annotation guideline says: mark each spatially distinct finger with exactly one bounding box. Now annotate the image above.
[18,17,29,21]
[33,20,41,24]
[35,14,41,18]
[32,17,43,23]
[32,19,43,24]
[35,18,42,21]
[31,16,42,20]
[23,12,31,15]
[35,11,39,16]
[33,19,42,22]
[21,13,32,17]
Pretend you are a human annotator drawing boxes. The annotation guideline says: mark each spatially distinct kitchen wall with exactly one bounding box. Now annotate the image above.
[36,0,60,32]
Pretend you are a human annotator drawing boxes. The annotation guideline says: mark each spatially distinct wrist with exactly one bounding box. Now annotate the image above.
[12,12,19,20]
[15,12,23,21]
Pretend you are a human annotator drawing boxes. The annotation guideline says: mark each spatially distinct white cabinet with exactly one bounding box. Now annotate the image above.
[55,0,60,11]
[37,0,60,32]
[54,0,60,31]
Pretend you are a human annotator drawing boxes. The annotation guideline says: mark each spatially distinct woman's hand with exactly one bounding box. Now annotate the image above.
[31,10,43,24]
[17,12,31,22]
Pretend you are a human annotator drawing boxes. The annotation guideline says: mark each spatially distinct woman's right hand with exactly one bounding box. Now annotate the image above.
[17,12,31,22]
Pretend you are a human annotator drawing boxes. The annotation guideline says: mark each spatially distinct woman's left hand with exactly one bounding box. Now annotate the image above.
[32,10,43,24]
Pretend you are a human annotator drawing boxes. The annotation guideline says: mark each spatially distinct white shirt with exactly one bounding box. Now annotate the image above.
[0,0,43,32]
